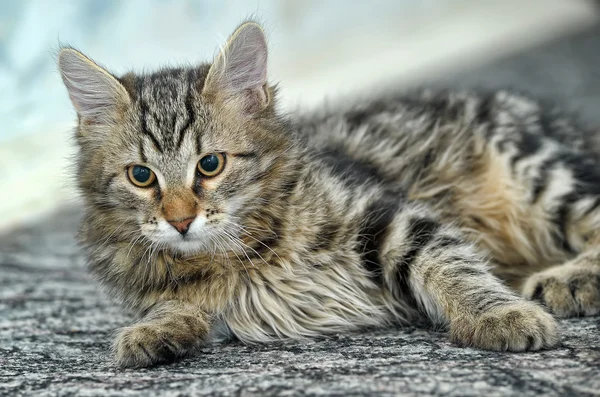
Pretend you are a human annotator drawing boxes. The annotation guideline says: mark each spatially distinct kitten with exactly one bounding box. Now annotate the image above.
[58,21,600,368]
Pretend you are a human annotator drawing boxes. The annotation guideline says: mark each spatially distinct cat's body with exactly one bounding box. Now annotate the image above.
[59,22,600,368]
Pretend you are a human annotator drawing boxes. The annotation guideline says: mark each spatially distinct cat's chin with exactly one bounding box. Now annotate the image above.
[166,238,208,255]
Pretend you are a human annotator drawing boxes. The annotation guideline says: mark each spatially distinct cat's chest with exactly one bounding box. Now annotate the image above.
[220,253,389,343]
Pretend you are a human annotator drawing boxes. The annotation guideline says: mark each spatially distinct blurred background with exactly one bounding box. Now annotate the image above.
[0,0,598,230]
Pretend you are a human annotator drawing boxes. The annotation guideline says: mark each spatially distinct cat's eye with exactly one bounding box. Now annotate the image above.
[127,165,156,187]
[197,153,225,177]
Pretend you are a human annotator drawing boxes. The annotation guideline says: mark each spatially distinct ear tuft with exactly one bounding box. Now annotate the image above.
[204,22,269,114]
[58,48,130,123]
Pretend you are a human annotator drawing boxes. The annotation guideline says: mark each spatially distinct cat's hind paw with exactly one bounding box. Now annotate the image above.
[450,301,558,351]
[522,264,600,317]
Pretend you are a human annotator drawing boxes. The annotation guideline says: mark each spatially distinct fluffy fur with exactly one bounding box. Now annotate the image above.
[58,22,600,368]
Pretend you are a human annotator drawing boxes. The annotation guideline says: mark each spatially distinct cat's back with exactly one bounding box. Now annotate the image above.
[293,89,597,190]
[293,89,483,191]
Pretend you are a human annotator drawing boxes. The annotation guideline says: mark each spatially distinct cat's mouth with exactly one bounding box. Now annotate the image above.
[140,217,212,254]
[144,215,244,255]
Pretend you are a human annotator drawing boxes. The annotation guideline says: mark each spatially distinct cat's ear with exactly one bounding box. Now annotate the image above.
[203,22,269,114]
[58,48,131,124]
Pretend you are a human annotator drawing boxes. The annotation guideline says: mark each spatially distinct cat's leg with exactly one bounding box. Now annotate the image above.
[113,300,211,368]
[447,118,600,318]
[377,203,558,351]
[508,145,600,317]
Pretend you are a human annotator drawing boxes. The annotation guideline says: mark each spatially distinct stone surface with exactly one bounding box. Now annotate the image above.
[4,24,600,397]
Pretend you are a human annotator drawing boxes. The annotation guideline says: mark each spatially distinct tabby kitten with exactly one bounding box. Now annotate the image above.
[58,21,600,368]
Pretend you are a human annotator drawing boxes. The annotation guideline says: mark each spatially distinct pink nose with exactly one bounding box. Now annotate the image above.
[167,216,195,235]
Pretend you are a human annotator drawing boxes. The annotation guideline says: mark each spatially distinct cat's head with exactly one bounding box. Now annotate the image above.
[59,22,295,255]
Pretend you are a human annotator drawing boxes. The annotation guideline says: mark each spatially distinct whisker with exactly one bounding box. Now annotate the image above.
[216,233,251,281]
[221,229,259,268]
[222,229,271,269]
[218,218,283,263]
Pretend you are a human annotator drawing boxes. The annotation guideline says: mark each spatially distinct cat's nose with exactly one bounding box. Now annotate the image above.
[167,216,196,235]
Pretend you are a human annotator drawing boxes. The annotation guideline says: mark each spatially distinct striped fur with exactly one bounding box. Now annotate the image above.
[59,22,599,368]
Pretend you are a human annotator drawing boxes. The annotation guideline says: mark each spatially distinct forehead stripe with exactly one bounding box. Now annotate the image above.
[138,140,147,162]
[176,80,196,150]
[140,99,164,153]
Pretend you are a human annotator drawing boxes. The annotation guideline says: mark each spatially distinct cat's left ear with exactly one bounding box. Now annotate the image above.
[203,22,269,114]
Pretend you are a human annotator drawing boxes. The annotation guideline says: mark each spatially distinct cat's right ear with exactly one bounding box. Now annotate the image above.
[58,48,130,124]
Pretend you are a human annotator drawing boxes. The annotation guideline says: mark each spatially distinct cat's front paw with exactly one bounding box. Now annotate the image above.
[522,264,600,317]
[113,323,200,368]
[450,301,558,351]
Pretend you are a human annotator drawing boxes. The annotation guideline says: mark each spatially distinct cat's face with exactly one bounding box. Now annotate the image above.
[60,23,292,255]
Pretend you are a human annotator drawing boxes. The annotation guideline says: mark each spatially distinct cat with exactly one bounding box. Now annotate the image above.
[58,21,600,368]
